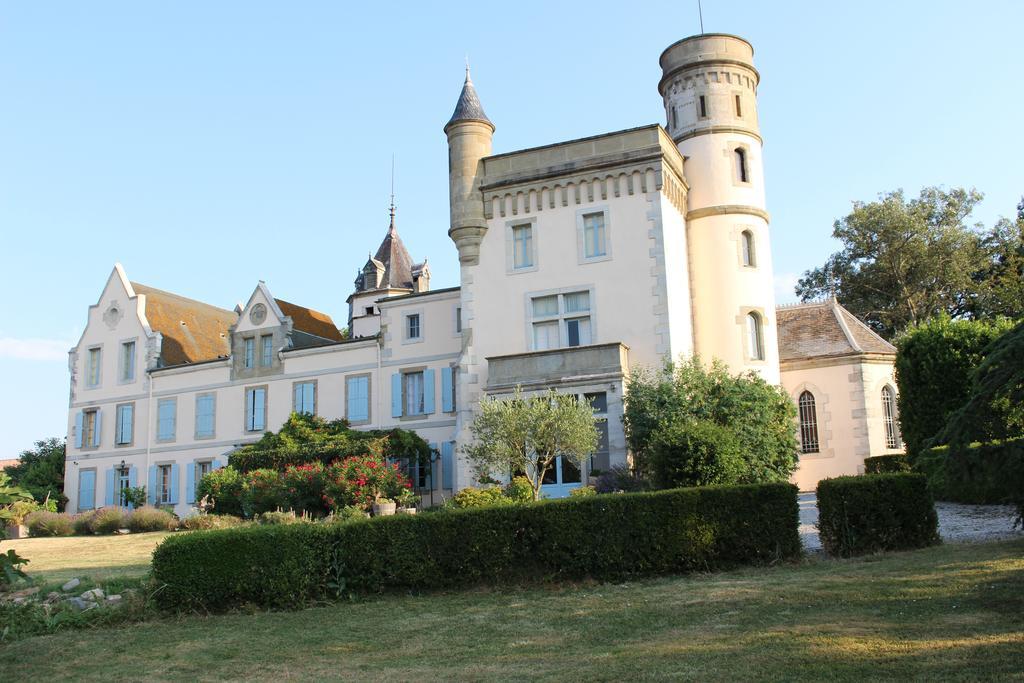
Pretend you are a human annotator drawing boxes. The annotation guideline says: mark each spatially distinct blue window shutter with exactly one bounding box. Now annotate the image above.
[442,441,454,490]
[81,470,96,511]
[74,412,83,448]
[104,468,115,506]
[186,461,196,504]
[125,405,133,443]
[148,465,158,505]
[391,373,403,418]
[427,442,436,489]
[246,390,254,430]
[441,367,454,413]
[169,464,180,505]
[93,409,102,447]
[213,457,225,470]
[423,369,436,415]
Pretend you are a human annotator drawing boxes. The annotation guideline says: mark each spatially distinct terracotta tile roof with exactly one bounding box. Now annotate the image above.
[776,299,895,363]
[275,299,344,342]
[131,283,236,366]
[0,458,20,472]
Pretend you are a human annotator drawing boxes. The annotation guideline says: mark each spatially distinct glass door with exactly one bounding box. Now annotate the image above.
[541,456,581,498]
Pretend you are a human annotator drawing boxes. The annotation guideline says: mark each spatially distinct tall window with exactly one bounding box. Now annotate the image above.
[699,95,707,118]
[82,409,99,448]
[798,391,820,454]
[244,338,255,369]
[158,464,172,505]
[157,399,176,442]
[582,212,607,259]
[120,341,136,382]
[586,392,610,472]
[741,230,756,267]
[747,312,764,361]
[735,94,742,117]
[115,404,133,445]
[882,386,900,449]
[87,347,101,387]
[671,105,678,128]
[406,313,421,340]
[246,387,267,432]
[735,147,749,183]
[116,466,131,507]
[512,224,534,269]
[455,307,462,334]
[403,371,425,416]
[260,335,273,367]
[293,381,316,415]
[347,375,370,423]
[195,393,215,438]
[531,291,592,350]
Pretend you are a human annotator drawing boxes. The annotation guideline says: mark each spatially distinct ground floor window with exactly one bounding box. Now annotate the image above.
[158,464,172,504]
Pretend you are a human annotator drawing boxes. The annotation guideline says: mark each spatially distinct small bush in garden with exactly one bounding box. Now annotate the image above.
[569,485,597,497]
[25,511,73,537]
[151,482,802,612]
[816,473,939,557]
[181,514,246,531]
[504,476,534,503]
[5,499,43,526]
[449,486,509,509]
[126,506,177,533]
[120,486,147,510]
[91,507,128,534]
[326,506,368,524]
[864,454,910,474]
[196,466,245,517]
[594,464,651,494]
[649,419,745,489]
[256,510,311,525]
[917,437,1024,505]
[73,509,98,535]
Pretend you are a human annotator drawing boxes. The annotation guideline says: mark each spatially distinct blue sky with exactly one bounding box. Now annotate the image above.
[1,1,1021,458]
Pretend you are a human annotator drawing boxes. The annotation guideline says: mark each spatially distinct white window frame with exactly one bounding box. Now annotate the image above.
[245,385,268,433]
[402,370,426,417]
[244,337,255,369]
[576,207,612,264]
[882,385,901,450]
[85,346,102,389]
[157,464,172,505]
[526,286,596,351]
[505,217,538,274]
[259,334,274,367]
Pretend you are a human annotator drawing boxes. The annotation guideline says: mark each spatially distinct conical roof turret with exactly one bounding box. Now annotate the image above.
[444,66,494,133]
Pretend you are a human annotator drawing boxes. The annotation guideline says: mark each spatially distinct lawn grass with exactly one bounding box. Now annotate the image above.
[1,539,1022,681]
[3,532,170,584]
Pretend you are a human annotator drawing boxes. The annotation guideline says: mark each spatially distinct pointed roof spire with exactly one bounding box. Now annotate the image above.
[444,62,494,133]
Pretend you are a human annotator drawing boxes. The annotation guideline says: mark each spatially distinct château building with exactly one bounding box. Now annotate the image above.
[63,33,903,514]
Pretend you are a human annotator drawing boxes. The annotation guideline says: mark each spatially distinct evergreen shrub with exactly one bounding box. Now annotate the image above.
[816,473,939,557]
[152,482,801,612]
[864,454,911,474]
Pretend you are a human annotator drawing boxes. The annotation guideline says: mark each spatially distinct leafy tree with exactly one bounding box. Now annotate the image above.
[4,438,66,509]
[796,187,1023,339]
[895,316,1016,456]
[623,357,798,484]
[464,388,599,501]
[937,320,1024,447]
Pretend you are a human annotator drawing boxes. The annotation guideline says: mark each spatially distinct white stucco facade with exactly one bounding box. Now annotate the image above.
[63,33,902,514]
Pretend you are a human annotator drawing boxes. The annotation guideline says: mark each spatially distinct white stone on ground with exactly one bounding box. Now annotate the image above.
[61,578,80,592]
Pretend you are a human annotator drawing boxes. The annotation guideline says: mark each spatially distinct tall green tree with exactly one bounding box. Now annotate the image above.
[464,388,599,501]
[4,438,66,509]
[623,357,798,484]
[796,187,1024,339]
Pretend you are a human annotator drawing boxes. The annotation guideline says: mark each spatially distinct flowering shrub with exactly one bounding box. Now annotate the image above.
[196,467,244,517]
[327,456,411,511]
[282,463,329,514]
[243,469,289,517]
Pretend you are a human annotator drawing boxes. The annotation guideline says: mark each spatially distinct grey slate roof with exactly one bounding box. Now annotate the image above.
[445,69,493,131]
[776,298,896,363]
[368,212,415,290]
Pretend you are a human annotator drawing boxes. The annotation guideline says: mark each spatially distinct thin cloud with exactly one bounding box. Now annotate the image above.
[0,337,72,362]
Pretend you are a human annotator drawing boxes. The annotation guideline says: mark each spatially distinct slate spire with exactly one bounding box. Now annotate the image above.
[444,65,494,132]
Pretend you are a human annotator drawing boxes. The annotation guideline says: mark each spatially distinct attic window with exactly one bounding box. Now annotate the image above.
[365,306,374,316]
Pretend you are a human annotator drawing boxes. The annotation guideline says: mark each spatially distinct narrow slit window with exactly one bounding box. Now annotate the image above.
[747,312,764,361]
[798,391,820,454]
[882,386,900,449]
[741,230,756,267]
[735,148,749,183]
[699,95,707,118]
[735,94,742,117]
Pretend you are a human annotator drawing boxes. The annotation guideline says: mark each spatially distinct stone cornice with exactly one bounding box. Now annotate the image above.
[779,353,896,372]
[673,126,763,145]
[686,204,770,223]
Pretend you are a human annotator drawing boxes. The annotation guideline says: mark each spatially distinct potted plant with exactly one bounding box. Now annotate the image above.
[396,489,418,514]
[372,497,397,517]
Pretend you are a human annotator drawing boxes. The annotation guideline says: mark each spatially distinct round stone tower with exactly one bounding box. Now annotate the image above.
[659,34,780,382]
[444,68,494,265]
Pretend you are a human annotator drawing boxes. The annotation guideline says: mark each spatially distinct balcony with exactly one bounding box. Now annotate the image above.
[485,342,629,392]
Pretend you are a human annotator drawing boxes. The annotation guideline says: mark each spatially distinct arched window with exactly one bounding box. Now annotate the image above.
[882,386,900,449]
[747,312,764,361]
[741,230,756,267]
[798,391,820,454]
[735,147,749,183]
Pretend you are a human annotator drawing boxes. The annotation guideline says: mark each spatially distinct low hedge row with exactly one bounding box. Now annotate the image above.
[152,482,801,611]
[864,454,910,474]
[915,437,1024,504]
[816,473,940,557]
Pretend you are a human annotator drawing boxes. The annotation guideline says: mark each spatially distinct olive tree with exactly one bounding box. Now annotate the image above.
[464,388,600,501]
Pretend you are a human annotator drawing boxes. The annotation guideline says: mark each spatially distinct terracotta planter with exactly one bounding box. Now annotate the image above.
[372,501,397,517]
[396,507,417,515]
[5,524,28,540]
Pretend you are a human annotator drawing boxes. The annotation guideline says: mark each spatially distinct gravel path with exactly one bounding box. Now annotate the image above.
[798,492,1022,553]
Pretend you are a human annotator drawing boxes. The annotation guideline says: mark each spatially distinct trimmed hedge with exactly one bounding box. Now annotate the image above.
[817,473,939,557]
[916,437,1024,504]
[152,482,801,611]
[864,454,910,474]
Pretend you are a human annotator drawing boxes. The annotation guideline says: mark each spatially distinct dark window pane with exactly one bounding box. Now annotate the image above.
[585,392,607,413]
[562,458,581,484]
[567,320,580,347]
